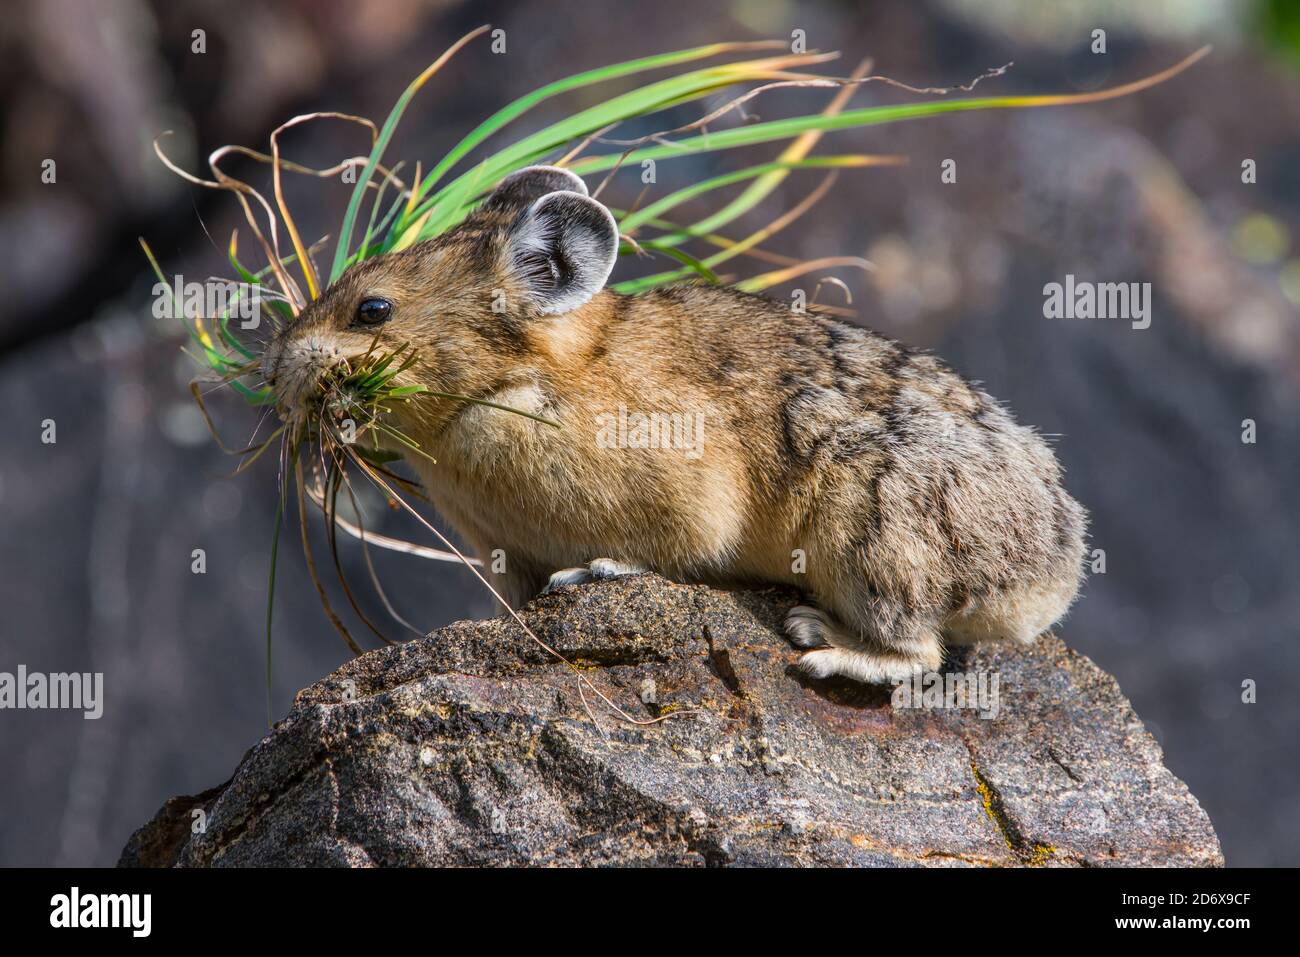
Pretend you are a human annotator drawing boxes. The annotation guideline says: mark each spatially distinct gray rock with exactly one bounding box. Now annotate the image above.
[119,574,1223,867]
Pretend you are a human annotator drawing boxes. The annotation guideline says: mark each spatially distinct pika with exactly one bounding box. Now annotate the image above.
[264,166,1087,683]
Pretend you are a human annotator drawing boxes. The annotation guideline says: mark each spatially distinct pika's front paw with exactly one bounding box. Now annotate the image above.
[542,558,648,594]
[783,605,834,648]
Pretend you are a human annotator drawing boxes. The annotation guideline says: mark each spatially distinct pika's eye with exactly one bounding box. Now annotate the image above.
[355,297,393,326]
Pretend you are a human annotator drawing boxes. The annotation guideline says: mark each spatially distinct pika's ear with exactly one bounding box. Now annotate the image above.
[501,190,619,315]
[479,165,588,220]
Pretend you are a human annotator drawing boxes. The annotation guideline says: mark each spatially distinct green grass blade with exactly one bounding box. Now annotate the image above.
[568,48,1213,177]
[329,25,490,285]
[410,41,788,202]
[618,156,872,234]
[617,244,722,288]
[404,53,834,230]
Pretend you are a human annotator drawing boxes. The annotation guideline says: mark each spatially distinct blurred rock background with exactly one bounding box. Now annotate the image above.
[0,0,1296,866]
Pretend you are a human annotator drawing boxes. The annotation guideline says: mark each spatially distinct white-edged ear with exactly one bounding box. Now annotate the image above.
[503,190,619,315]
[480,165,589,219]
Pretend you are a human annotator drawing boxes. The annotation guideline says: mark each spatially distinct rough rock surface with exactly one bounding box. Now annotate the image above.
[120,575,1222,867]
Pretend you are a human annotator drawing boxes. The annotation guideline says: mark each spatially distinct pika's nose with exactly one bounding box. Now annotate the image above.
[263,334,344,411]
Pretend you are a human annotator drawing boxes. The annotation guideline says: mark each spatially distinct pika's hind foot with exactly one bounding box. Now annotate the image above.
[796,647,929,684]
[543,558,648,594]
[784,603,942,684]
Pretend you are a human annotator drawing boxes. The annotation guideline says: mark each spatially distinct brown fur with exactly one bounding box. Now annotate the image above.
[264,170,1087,683]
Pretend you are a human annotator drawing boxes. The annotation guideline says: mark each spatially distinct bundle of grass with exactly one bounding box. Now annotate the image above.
[143,27,1208,722]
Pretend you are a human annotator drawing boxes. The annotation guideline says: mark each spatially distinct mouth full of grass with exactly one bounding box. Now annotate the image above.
[140,26,1209,724]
